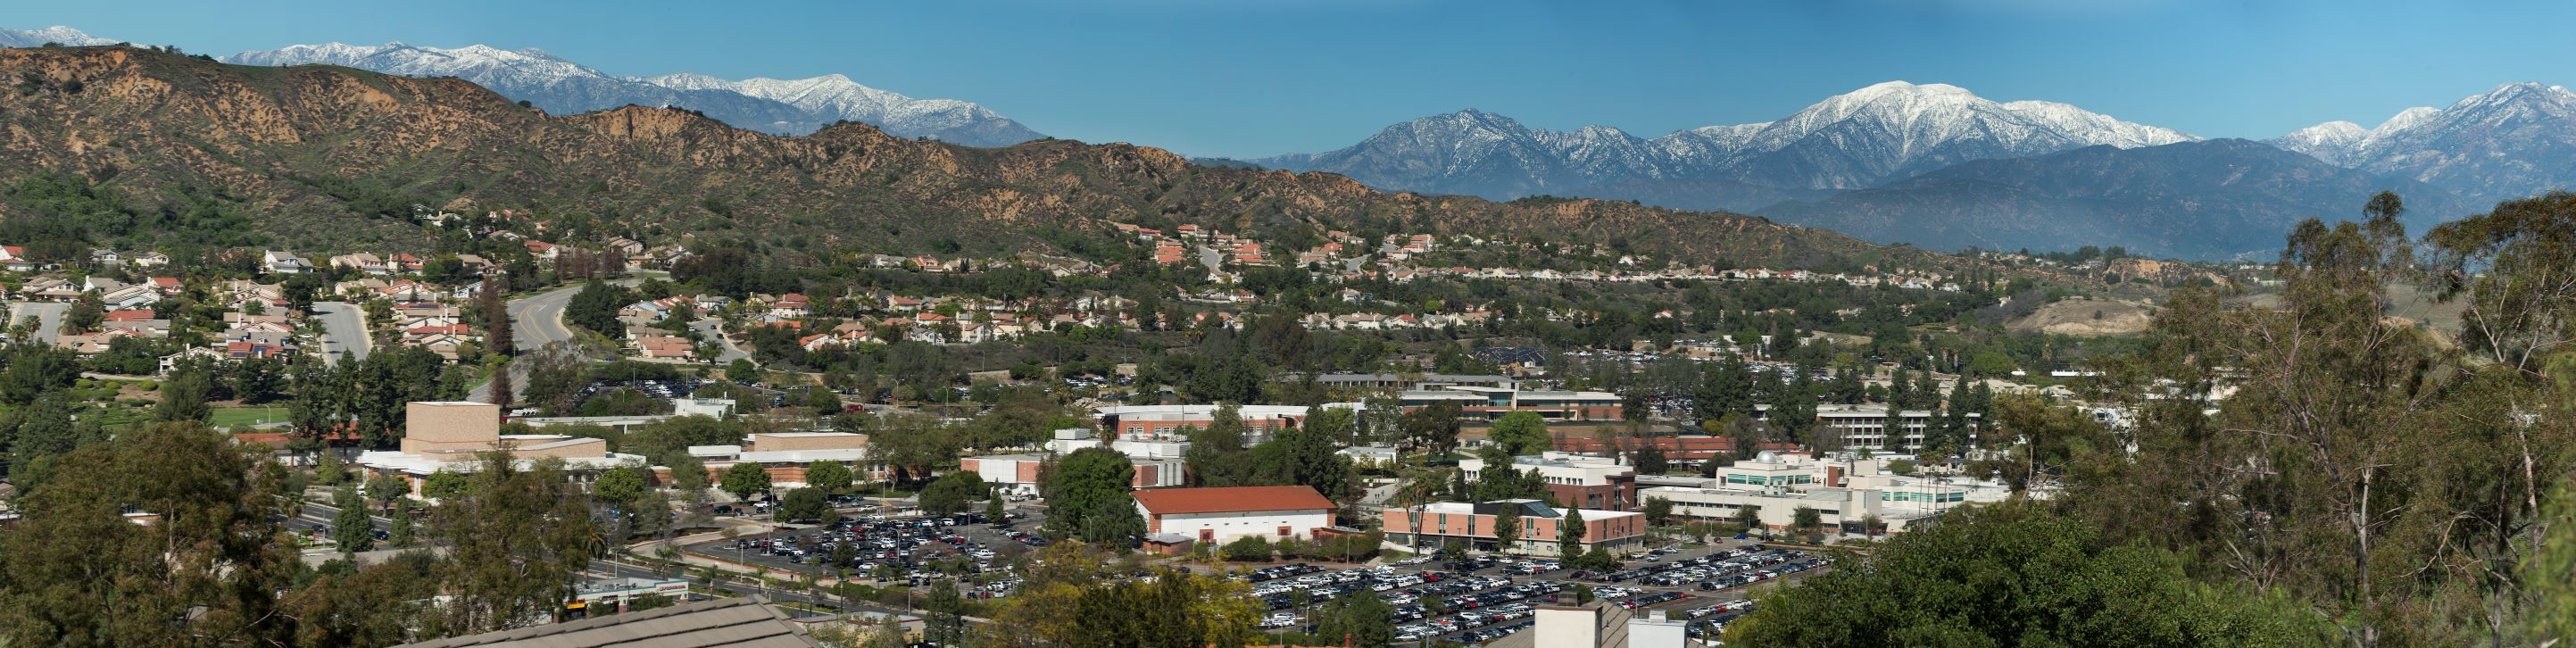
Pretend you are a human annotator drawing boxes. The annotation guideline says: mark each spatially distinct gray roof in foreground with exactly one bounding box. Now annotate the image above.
[395,596,817,648]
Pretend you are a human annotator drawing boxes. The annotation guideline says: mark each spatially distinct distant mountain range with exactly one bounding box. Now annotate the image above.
[13,24,2576,260]
[0,46,1910,272]
[0,25,119,48]
[1759,139,2467,261]
[1240,81,2576,259]
[1236,82,2198,212]
[11,27,1046,145]
[219,40,1046,146]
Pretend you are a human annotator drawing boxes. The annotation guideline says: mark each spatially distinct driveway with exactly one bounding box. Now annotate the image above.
[312,302,373,365]
[8,301,64,344]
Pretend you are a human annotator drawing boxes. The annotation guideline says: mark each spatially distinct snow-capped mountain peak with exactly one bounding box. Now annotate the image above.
[218,38,1044,145]
[0,25,118,48]
[1259,80,2198,205]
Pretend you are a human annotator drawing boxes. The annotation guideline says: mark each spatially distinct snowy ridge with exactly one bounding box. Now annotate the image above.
[0,25,120,48]
[1256,79,2199,204]
[2273,82,2576,202]
[219,40,1045,145]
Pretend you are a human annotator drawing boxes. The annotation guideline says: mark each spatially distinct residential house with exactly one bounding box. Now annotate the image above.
[262,251,314,275]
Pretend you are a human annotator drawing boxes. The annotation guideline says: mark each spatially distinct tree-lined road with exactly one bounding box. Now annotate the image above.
[467,279,642,403]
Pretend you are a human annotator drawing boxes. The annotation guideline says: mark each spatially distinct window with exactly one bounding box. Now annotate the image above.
[1278,526,1291,536]
[1200,529,1214,543]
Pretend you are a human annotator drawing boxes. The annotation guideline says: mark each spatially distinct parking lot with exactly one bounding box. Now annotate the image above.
[683,505,1817,644]
[1239,541,1824,644]
[681,504,1046,599]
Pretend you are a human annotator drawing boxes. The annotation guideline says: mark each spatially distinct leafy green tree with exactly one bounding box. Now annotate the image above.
[1493,504,1522,554]
[592,466,647,504]
[986,494,1008,523]
[563,279,628,337]
[1222,535,1272,561]
[0,345,79,405]
[1735,503,1764,535]
[719,462,772,503]
[387,503,418,548]
[1644,497,1675,528]
[333,486,375,554]
[805,460,853,494]
[919,471,984,516]
[1042,447,1135,542]
[1723,503,2331,645]
[1317,583,1395,647]
[1791,506,1824,541]
[365,473,411,509]
[421,469,470,501]
[0,422,303,646]
[1078,494,1146,547]
[1486,411,1551,456]
[432,453,607,635]
[925,578,966,645]
[777,487,829,522]
[1400,401,1462,455]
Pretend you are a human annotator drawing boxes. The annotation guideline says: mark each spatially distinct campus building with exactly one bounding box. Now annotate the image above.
[683,432,871,487]
[1458,451,1640,511]
[1090,404,1309,442]
[1551,434,1800,464]
[1397,386,1624,422]
[1132,485,1337,544]
[1380,500,1647,556]
[960,453,1184,495]
[1809,403,1981,451]
[355,402,645,498]
[1637,452,2016,536]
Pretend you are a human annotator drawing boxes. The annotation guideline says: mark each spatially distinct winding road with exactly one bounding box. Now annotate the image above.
[467,278,642,403]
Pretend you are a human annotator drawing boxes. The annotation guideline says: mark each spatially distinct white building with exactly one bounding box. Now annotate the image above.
[960,453,1184,495]
[1639,452,2024,536]
[1132,486,1336,544]
[1812,403,1980,450]
[1458,451,1640,511]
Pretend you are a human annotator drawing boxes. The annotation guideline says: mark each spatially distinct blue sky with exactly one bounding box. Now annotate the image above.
[18,0,2576,158]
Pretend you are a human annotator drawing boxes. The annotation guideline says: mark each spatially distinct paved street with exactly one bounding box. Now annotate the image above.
[692,318,750,364]
[468,280,630,403]
[8,301,63,344]
[312,302,372,365]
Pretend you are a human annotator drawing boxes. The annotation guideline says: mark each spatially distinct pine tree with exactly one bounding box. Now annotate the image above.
[479,277,513,357]
[1559,506,1587,558]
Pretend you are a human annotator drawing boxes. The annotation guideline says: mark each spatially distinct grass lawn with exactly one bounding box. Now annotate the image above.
[210,405,291,429]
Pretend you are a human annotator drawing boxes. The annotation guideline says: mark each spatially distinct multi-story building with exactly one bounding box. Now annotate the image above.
[1380,500,1647,556]
[1552,434,1799,464]
[1458,451,1640,511]
[1809,404,1980,450]
[960,453,1184,495]
[1396,386,1623,422]
[1091,404,1308,442]
[1639,453,2011,536]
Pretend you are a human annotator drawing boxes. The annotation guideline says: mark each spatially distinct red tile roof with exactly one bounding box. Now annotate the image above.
[1132,486,1334,516]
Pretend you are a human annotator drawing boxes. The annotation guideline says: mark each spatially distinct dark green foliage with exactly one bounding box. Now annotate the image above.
[565,280,629,337]
[1724,504,2331,645]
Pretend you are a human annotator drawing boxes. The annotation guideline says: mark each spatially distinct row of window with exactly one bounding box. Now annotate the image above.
[1721,474,1816,486]
[1883,491,1965,503]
